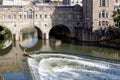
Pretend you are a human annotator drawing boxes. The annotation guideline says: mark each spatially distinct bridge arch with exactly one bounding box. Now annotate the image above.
[34,26,42,39]
[49,24,71,39]
[19,26,43,40]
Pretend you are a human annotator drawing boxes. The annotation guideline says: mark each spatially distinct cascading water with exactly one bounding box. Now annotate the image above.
[28,53,120,80]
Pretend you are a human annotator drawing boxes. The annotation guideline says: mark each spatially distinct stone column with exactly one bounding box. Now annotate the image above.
[45,32,49,39]
[42,32,49,40]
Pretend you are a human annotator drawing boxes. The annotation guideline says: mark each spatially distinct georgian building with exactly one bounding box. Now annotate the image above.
[2,0,120,31]
[63,0,82,6]
[114,0,120,10]
[83,0,120,31]
[0,1,82,40]
[3,0,37,5]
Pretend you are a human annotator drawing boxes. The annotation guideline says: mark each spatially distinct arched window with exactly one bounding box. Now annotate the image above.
[27,9,33,19]
[99,10,108,18]
[45,14,47,18]
[102,11,105,18]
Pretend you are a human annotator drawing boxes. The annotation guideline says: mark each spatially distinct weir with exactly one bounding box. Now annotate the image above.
[28,53,120,80]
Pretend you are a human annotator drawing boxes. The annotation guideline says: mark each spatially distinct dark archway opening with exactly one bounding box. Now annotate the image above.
[49,25,71,39]
[35,27,42,39]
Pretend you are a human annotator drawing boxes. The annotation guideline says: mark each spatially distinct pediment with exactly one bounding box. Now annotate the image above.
[23,2,37,11]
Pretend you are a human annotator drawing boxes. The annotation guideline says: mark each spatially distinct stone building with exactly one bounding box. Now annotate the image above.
[83,0,119,31]
[1,0,120,41]
[63,0,82,6]
[114,0,120,10]
[0,2,82,40]
[3,0,37,5]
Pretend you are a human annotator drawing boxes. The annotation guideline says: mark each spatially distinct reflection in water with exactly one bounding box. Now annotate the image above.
[0,28,119,80]
[2,40,12,49]
[19,29,120,61]
[0,45,32,80]
[0,44,12,56]
[28,53,120,80]
[50,39,62,47]
[20,28,38,48]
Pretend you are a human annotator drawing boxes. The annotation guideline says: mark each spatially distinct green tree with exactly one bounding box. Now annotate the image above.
[0,0,2,5]
[112,9,120,27]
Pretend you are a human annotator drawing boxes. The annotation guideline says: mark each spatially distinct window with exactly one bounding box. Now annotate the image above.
[100,0,101,6]
[99,21,109,26]
[106,21,108,26]
[115,0,118,3]
[102,0,106,6]
[99,10,108,18]
[24,15,26,19]
[8,15,11,19]
[102,21,105,26]
[27,9,33,19]
[36,15,38,18]
[102,11,105,18]
[99,21,101,26]
[50,14,52,18]
[19,15,22,19]
[40,15,42,18]
[106,13,108,18]
[45,14,47,18]
[99,13,101,18]
[100,0,109,7]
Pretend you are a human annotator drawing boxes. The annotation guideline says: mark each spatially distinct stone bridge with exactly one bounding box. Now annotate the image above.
[0,3,82,40]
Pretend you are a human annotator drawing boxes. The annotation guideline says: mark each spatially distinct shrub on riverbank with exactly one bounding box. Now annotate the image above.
[0,26,12,49]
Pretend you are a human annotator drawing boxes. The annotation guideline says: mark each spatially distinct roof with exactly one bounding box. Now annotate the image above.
[0,5,23,8]
[0,5,74,9]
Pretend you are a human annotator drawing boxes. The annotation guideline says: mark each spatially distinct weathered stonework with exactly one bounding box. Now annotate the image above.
[0,3,82,40]
[83,0,118,31]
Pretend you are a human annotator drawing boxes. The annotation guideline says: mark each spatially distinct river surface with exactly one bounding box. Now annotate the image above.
[0,29,120,80]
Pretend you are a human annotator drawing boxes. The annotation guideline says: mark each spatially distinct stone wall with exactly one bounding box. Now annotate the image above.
[0,4,82,40]
[75,28,99,42]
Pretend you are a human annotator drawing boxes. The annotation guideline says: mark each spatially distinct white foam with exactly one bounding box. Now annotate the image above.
[28,53,120,80]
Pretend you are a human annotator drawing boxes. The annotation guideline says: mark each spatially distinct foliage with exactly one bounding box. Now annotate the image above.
[112,9,120,27]
[0,26,12,49]
[0,0,2,5]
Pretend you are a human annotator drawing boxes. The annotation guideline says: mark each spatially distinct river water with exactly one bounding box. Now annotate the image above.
[0,29,120,80]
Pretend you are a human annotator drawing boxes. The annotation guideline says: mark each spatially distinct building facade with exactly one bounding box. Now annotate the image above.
[3,0,37,5]
[63,0,82,6]
[83,0,119,31]
[114,0,120,10]
[0,3,82,40]
[0,0,120,39]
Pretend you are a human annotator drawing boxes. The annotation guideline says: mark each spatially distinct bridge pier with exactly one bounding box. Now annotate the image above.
[42,32,49,40]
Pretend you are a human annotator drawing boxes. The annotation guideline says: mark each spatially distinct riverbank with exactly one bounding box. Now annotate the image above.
[100,39,120,50]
